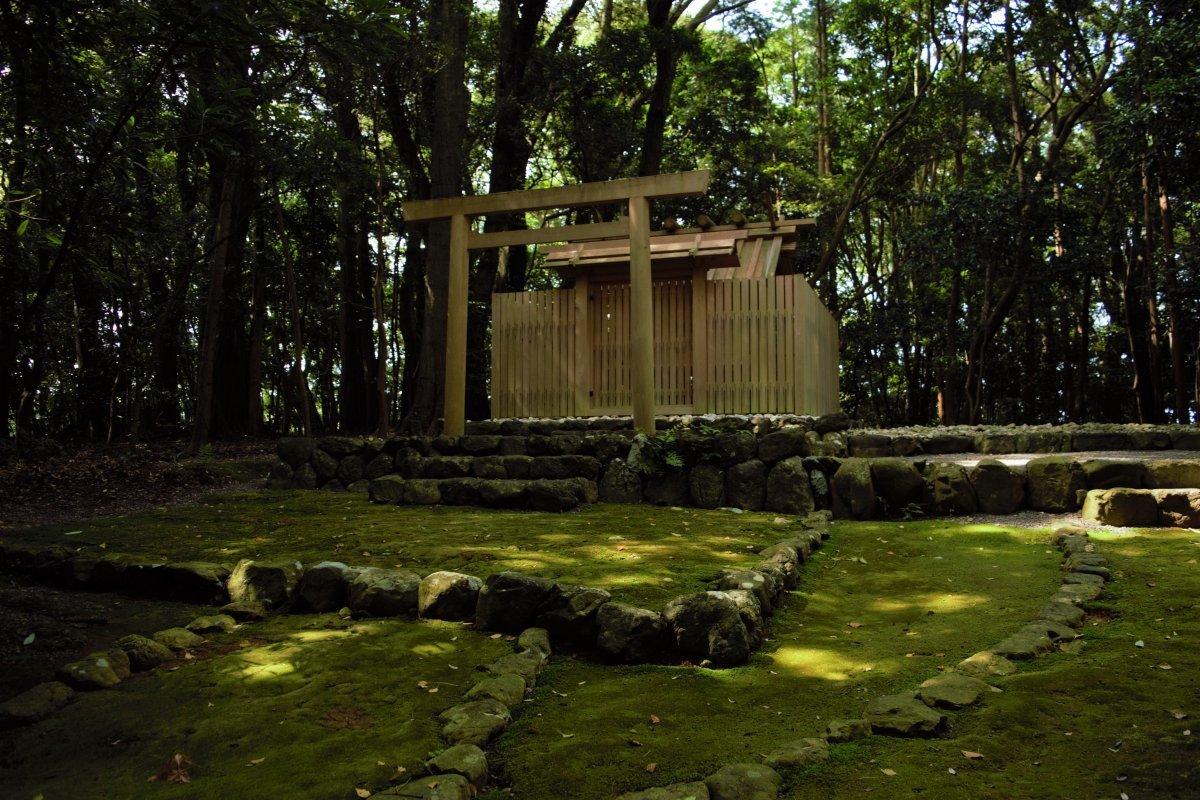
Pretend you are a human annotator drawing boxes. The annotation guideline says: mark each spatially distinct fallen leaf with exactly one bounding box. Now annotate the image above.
[948,768,957,775]
[1160,663,1173,670]
[848,621,863,628]
[649,715,661,725]
[962,751,984,760]
[645,763,657,773]
[881,768,897,776]
[1170,710,1187,720]
[150,753,194,784]
[247,757,265,766]
[22,633,35,645]
[355,789,371,798]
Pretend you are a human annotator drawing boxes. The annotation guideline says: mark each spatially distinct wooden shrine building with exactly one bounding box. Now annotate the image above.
[402,171,839,436]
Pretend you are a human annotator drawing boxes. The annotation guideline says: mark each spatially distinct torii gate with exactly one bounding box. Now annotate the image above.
[402,170,711,437]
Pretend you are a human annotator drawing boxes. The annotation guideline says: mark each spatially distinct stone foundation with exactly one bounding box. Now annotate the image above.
[268,422,1200,525]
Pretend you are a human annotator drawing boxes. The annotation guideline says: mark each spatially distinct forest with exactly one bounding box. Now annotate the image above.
[1,0,1196,448]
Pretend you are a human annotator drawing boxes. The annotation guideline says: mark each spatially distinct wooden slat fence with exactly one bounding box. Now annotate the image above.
[491,274,838,418]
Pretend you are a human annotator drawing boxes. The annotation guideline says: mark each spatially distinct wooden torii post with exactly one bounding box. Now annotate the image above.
[402,170,711,437]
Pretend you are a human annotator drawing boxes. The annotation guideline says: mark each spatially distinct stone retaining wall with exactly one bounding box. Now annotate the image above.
[267,426,1200,524]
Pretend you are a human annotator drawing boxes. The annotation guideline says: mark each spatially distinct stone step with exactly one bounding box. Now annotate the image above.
[368,476,597,513]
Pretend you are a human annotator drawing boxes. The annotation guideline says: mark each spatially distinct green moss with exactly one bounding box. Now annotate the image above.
[9,492,787,605]
[0,614,511,799]
[493,519,1063,798]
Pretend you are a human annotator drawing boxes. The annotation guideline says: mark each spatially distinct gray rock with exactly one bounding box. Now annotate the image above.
[297,561,355,612]
[290,462,318,489]
[346,479,370,494]
[725,460,767,511]
[969,459,1025,514]
[1081,488,1158,526]
[476,478,524,508]
[319,435,365,457]
[526,477,594,511]
[364,452,395,480]
[425,456,474,479]
[475,571,555,632]
[336,454,365,484]
[153,627,204,652]
[924,462,978,516]
[847,432,893,457]
[1082,459,1146,490]
[220,600,267,621]
[439,699,511,746]
[865,693,948,737]
[419,571,483,621]
[403,479,443,505]
[617,783,711,800]
[600,459,643,504]
[535,584,612,642]
[689,463,726,509]
[1145,460,1200,489]
[311,448,339,482]
[1021,620,1078,643]
[719,589,765,647]
[757,428,808,463]
[277,437,315,468]
[869,458,925,511]
[644,469,689,506]
[116,634,173,671]
[957,650,1017,679]
[704,763,781,800]
[762,737,828,769]
[347,567,420,617]
[917,672,992,709]
[824,718,871,742]
[991,629,1052,660]
[0,681,75,724]
[136,561,231,604]
[1026,457,1086,512]
[186,614,237,634]
[529,455,601,481]
[1039,601,1086,627]
[831,458,876,519]
[517,627,552,658]
[369,472,408,503]
[425,744,488,785]
[58,653,122,690]
[764,457,814,515]
[713,431,758,465]
[227,559,302,609]
[465,673,526,708]
[596,602,668,663]
[483,650,545,688]
[1153,489,1200,528]
[377,773,472,799]
[663,592,752,667]
[715,570,772,615]
[439,477,484,506]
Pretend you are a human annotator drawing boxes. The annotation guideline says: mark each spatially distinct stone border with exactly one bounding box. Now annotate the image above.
[0,605,259,726]
[616,520,1115,799]
[0,512,833,674]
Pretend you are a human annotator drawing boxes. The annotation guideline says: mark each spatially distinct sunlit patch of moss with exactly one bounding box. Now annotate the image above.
[9,493,789,605]
[0,615,510,799]
[492,519,1064,799]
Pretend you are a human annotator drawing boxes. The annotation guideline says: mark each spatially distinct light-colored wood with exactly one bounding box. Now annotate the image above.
[444,213,469,436]
[691,264,708,412]
[468,220,629,250]
[628,195,655,433]
[489,273,838,418]
[403,170,710,221]
[573,273,590,414]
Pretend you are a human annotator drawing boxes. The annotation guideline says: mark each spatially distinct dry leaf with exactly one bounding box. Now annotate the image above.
[649,715,661,725]
[150,753,194,784]
[247,757,265,766]
[962,751,984,760]
[848,621,863,628]
[645,763,658,773]
[355,789,371,798]
[1170,710,1187,720]
[881,768,897,776]
[1159,663,1173,670]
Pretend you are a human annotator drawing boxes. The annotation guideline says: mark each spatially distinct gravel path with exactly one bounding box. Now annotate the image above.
[912,450,1200,468]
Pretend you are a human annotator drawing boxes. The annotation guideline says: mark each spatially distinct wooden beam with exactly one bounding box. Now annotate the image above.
[628,195,655,434]
[572,272,590,415]
[443,213,469,437]
[691,263,709,413]
[467,220,629,250]
[402,170,710,221]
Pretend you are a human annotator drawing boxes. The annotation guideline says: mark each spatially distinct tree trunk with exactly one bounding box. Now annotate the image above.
[639,0,676,177]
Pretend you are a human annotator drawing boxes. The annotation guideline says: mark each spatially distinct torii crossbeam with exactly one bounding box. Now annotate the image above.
[402,170,711,436]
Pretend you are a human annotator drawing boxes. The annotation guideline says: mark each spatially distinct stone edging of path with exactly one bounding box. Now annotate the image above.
[0,604,260,726]
[0,513,832,681]
[614,521,1114,800]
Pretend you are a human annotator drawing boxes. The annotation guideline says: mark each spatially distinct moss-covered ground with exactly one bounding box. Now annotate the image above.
[0,613,511,800]
[6,491,786,606]
[497,523,1200,799]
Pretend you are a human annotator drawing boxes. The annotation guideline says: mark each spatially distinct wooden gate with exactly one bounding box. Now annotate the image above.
[490,274,838,419]
[590,279,693,414]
